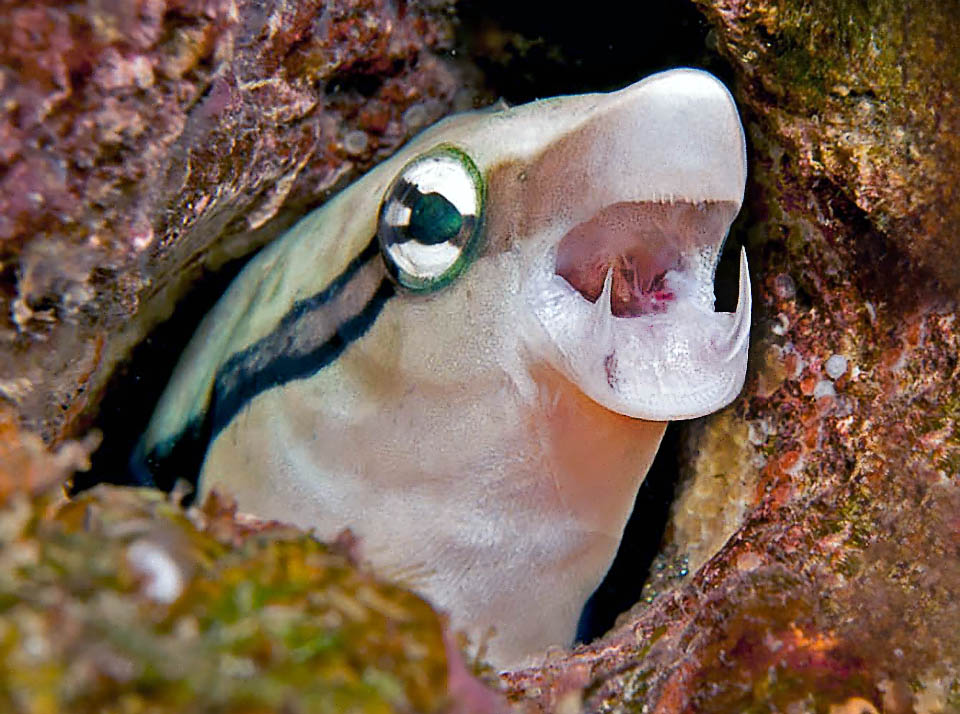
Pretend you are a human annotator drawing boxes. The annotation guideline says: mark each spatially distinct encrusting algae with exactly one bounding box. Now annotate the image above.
[0,408,467,714]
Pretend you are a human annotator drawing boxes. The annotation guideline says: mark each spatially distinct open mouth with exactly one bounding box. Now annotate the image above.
[524,198,751,422]
[555,201,738,318]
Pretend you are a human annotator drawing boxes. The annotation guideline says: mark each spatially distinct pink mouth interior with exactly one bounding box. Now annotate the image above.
[555,201,738,318]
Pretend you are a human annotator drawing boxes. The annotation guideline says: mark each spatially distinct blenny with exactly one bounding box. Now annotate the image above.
[136,68,750,669]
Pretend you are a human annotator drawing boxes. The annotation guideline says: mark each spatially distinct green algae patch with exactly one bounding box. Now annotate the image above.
[0,476,451,713]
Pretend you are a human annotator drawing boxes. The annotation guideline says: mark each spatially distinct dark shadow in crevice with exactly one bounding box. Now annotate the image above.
[72,256,250,495]
[456,0,730,105]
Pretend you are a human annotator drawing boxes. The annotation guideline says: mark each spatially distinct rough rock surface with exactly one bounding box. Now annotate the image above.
[699,0,960,296]
[0,0,476,443]
[2,0,960,712]
[502,1,960,711]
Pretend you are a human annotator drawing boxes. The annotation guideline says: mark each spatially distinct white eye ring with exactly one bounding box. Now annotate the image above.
[377,146,484,292]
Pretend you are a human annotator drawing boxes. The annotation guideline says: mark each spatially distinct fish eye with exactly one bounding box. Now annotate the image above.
[377,146,484,292]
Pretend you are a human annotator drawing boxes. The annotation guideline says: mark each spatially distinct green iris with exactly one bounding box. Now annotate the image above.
[408,192,463,245]
[377,145,484,293]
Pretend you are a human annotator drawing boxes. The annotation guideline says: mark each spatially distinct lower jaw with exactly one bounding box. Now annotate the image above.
[523,246,750,421]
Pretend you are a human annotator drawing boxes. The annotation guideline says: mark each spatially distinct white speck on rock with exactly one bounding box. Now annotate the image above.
[220,654,257,679]
[813,379,836,400]
[126,540,184,604]
[131,55,155,89]
[772,273,796,300]
[771,313,790,335]
[402,103,429,129]
[825,354,848,379]
[748,419,773,446]
[23,633,50,660]
[342,130,369,156]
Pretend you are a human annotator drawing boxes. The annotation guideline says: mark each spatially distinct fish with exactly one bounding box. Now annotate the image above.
[135,68,750,670]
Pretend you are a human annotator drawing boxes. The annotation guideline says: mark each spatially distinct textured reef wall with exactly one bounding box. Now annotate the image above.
[0,0,476,444]
[0,0,958,712]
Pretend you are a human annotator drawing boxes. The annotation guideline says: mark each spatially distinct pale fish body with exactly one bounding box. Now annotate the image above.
[137,69,750,670]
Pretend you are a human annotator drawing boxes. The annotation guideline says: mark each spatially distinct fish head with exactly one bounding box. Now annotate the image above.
[376,67,750,421]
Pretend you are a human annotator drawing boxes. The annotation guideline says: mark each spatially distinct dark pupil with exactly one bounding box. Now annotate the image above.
[407,191,463,245]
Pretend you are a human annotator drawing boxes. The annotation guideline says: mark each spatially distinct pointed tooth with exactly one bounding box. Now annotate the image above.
[592,267,614,343]
[594,267,614,318]
[723,247,752,363]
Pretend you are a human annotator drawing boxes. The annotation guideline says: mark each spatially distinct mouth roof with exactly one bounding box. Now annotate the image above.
[554,200,739,317]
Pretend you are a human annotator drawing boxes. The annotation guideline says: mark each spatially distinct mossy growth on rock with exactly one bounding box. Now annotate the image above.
[0,414,452,714]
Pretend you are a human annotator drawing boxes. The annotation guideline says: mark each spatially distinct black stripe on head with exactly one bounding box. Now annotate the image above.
[133,237,395,492]
[210,274,394,438]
